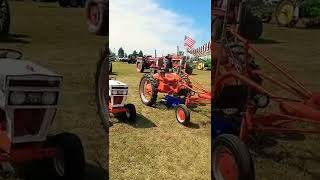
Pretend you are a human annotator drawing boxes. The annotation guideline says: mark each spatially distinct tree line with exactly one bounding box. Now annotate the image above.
[111,47,144,58]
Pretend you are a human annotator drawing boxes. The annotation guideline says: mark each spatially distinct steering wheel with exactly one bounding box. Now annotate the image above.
[0,49,23,59]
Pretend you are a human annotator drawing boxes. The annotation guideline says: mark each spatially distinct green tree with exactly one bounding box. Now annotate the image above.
[124,53,128,58]
[118,47,125,58]
[132,50,138,56]
[138,50,143,57]
[178,51,184,56]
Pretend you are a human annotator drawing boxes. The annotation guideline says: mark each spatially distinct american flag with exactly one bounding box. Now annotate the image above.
[184,35,196,49]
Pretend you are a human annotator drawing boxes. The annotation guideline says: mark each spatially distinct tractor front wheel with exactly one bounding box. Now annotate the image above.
[85,0,107,36]
[48,133,85,179]
[212,134,255,180]
[139,74,158,106]
[175,104,190,125]
[125,103,136,122]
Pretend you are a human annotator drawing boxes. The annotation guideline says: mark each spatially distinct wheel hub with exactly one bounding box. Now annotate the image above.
[177,108,186,122]
[214,147,239,180]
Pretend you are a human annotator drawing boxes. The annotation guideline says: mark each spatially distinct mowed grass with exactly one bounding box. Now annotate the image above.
[251,24,320,180]
[0,1,107,179]
[109,63,211,179]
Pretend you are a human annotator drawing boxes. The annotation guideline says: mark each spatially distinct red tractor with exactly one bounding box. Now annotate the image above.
[138,58,210,125]
[170,55,193,75]
[136,55,159,73]
[137,55,194,75]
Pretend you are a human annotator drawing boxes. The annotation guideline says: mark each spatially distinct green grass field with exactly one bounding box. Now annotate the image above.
[0,1,107,179]
[109,63,211,179]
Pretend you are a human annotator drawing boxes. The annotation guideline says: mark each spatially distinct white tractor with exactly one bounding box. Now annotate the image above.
[0,49,85,179]
[108,78,136,122]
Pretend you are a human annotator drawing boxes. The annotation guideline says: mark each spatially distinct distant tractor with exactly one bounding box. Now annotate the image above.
[0,49,85,178]
[171,55,193,75]
[127,54,138,64]
[85,0,107,36]
[136,55,159,73]
[0,0,10,35]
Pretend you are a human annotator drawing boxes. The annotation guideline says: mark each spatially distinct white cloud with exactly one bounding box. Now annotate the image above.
[110,0,207,56]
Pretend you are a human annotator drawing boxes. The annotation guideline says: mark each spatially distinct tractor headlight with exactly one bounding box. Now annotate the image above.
[121,90,128,95]
[10,92,26,105]
[111,90,117,95]
[253,94,270,108]
[42,92,57,105]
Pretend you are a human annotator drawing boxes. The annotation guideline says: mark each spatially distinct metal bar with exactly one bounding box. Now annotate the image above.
[228,29,312,97]
[253,70,308,99]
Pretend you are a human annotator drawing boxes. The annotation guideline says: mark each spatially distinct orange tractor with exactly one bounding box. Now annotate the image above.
[139,58,210,125]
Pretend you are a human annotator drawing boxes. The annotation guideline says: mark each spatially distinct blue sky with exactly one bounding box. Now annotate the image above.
[158,0,211,46]
[109,0,211,55]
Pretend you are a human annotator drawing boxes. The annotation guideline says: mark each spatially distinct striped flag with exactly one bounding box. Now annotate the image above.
[184,35,196,49]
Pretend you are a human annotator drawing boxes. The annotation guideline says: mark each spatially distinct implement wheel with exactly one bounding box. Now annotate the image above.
[175,104,190,125]
[213,134,255,180]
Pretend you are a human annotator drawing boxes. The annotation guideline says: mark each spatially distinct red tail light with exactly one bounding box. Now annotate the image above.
[14,109,45,137]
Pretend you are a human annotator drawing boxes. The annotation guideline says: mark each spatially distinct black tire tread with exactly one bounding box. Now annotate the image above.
[139,74,158,106]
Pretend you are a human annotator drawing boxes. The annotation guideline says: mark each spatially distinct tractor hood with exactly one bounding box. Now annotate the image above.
[0,59,60,76]
[0,59,62,90]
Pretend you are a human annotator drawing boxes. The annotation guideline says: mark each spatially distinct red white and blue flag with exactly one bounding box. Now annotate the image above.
[184,35,196,49]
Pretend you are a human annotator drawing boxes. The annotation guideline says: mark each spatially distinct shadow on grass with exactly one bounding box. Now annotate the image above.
[21,162,107,180]
[186,122,200,129]
[251,38,281,44]
[113,114,156,128]
[0,34,31,44]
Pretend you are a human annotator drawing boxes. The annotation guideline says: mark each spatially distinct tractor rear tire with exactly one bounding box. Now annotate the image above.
[185,64,193,75]
[95,44,110,131]
[139,74,158,106]
[238,7,263,41]
[275,0,297,27]
[47,133,85,179]
[125,103,136,122]
[212,134,255,180]
[85,0,107,36]
[0,0,10,35]
[175,104,190,125]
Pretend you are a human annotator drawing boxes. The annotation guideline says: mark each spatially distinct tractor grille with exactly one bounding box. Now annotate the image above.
[13,109,45,137]
[113,96,124,105]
